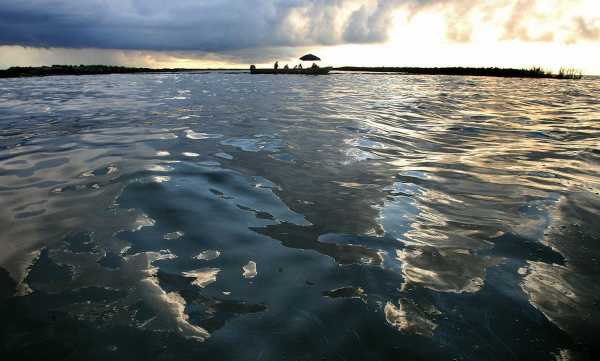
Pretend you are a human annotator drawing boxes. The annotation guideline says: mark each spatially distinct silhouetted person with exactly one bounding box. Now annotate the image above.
[274,61,279,70]
[298,64,303,69]
[311,63,319,69]
[284,64,289,69]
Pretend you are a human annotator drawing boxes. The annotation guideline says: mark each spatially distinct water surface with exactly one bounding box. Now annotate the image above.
[1,72,599,360]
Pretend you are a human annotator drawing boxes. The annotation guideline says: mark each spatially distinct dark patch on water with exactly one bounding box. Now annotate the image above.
[64,231,98,253]
[485,232,565,265]
[323,286,366,301]
[98,252,123,270]
[26,249,73,292]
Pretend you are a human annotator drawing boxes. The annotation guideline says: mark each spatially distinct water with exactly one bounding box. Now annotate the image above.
[1,72,599,360]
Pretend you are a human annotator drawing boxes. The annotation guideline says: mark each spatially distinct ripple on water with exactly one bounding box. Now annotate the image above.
[1,73,600,360]
[193,250,221,261]
[214,152,233,160]
[184,129,223,140]
[221,135,284,153]
[163,231,184,240]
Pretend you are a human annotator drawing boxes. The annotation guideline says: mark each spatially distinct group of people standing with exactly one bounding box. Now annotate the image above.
[274,61,319,70]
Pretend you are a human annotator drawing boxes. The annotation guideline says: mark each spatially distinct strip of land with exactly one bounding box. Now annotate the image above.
[0,65,231,78]
[0,64,582,79]
[335,66,583,79]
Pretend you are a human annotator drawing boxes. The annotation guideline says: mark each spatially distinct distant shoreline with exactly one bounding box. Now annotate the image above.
[334,66,582,79]
[0,64,583,79]
[0,65,238,79]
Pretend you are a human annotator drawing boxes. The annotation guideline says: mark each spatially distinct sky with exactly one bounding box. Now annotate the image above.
[0,0,599,74]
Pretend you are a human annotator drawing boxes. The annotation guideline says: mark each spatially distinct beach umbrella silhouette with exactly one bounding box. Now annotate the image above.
[300,54,321,61]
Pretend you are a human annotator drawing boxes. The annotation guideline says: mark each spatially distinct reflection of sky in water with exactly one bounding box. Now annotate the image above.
[1,73,600,360]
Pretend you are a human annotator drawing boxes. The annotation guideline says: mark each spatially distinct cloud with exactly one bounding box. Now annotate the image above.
[500,0,558,42]
[573,16,600,41]
[1,0,598,68]
[343,0,403,42]
[2,0,597,52]
[409,0,599,45]
[0,0,410,51]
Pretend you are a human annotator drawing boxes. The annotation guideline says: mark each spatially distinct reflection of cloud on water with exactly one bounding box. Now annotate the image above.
[221,135,286,153]
[341,136,385,165]
[139,277,210,341]
[396,247,490,294]
[132,213,156,231]
[133,251,210,341]
[519,261,600,339]
[242,261,257,279]
[342,148,382,164]
[182,268,220,288]
[379,178,493,294]
[163,231,184,240]
[384,298,439,337]
[515,193,600,344]
[4,154,308,341]
[193,250,221,261]
[115,160,311,335]
[141,278,210,341]
[376,157,581,338]
[13,249,42,296]
[184,129,223,140]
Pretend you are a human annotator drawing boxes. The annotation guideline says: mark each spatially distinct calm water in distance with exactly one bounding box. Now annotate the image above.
[1,72,599,360]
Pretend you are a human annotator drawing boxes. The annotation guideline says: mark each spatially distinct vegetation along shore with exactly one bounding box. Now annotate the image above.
[0,65,219,78]
[336,66,583,79]
[0,64,583,79]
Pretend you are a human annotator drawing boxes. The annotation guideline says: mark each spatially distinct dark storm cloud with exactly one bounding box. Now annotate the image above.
[343,0,402,42]
[0,0,415,51]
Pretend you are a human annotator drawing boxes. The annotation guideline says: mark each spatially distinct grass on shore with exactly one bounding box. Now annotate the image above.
[556,67,583,79]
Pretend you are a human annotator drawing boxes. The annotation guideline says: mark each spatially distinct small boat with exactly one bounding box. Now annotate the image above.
[250,67,331,75]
